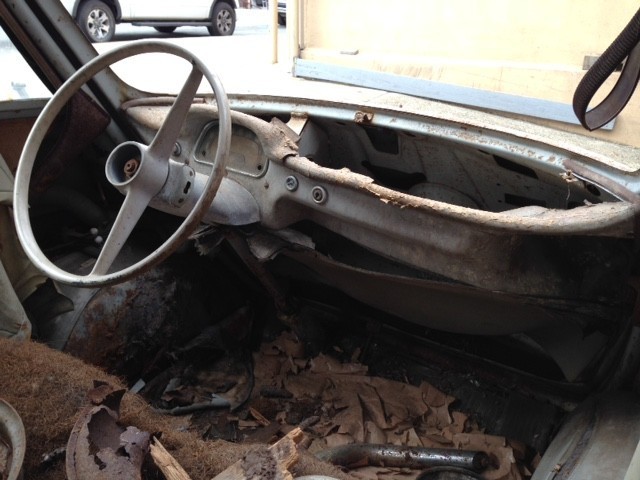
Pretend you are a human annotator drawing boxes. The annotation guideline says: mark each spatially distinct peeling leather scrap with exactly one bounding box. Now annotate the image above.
[66,382,150,480]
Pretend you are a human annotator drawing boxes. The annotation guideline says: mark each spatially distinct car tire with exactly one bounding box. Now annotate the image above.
[208,2,236,36]
[154,26,177,33]
[278,13,286,26]
[77,0,115,42]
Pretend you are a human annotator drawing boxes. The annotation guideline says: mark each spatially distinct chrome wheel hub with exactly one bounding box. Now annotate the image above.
[87,9,110,40]
[216,11,232,33]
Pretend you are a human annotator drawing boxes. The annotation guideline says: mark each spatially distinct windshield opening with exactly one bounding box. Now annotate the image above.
[0,25,50,101]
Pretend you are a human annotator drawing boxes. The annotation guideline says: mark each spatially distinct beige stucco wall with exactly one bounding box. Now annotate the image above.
[296,0,640,147]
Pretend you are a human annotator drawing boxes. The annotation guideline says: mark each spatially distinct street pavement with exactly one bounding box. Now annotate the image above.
[95,8,297,96]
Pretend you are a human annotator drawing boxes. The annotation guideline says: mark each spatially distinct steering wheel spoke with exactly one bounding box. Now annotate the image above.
[13,41,232,287]
[91,186,154,275]
[149,65,203,160]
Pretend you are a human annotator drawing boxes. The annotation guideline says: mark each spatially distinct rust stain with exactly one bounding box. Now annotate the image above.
[354,111,374,124]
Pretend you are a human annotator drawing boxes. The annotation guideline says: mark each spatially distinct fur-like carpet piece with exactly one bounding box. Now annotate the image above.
[0,338,352,480]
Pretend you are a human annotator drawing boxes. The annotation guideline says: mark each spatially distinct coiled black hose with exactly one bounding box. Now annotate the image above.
[573,7,640,130]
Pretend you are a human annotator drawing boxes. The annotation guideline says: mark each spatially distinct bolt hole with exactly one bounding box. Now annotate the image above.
[311,186,327,204]
[183,181,191,194]
[123,158,140,179]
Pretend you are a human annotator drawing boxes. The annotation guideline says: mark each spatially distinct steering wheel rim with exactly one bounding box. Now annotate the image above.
[13,41,232,287]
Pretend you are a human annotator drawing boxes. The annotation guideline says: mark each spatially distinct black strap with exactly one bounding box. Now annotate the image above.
[573,8,640,131]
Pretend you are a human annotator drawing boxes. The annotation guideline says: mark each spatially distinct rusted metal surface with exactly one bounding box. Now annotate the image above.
[123,158,140,179]
[119,98,639,344]
[124,103,300,171]
[66,382,150,480]
[124,100,638,302]
[354,111,374,124]
[62,263,211,379]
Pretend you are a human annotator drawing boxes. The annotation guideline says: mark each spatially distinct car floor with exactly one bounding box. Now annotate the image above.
[0,292,552,480]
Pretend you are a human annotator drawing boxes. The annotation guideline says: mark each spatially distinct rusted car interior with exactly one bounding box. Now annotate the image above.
[3,2,640,480]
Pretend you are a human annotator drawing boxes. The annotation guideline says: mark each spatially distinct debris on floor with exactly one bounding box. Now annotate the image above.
[252,332,529,480]
[140,330,533,480]
[0,320,537,480]
[0,336,351,480]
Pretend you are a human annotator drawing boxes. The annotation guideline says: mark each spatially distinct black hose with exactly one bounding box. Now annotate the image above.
[316,444,490,472]
[573,7,640,130]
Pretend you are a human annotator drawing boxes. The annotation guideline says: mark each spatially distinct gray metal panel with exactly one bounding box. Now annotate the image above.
[532,393,640,480]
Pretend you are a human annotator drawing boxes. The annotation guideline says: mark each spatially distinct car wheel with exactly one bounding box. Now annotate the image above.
[278,13,286,26]
[208,2,236,36]
[154,26,177,33]
[77,0,115,42]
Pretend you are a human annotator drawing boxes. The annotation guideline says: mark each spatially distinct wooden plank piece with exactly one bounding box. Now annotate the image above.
[150,437,193,480]
[212,428,305,480]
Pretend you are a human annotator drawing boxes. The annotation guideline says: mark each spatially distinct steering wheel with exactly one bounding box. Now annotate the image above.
[13,41,231,287]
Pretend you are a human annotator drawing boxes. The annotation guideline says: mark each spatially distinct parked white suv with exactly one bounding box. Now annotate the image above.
[61,0,238,42]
